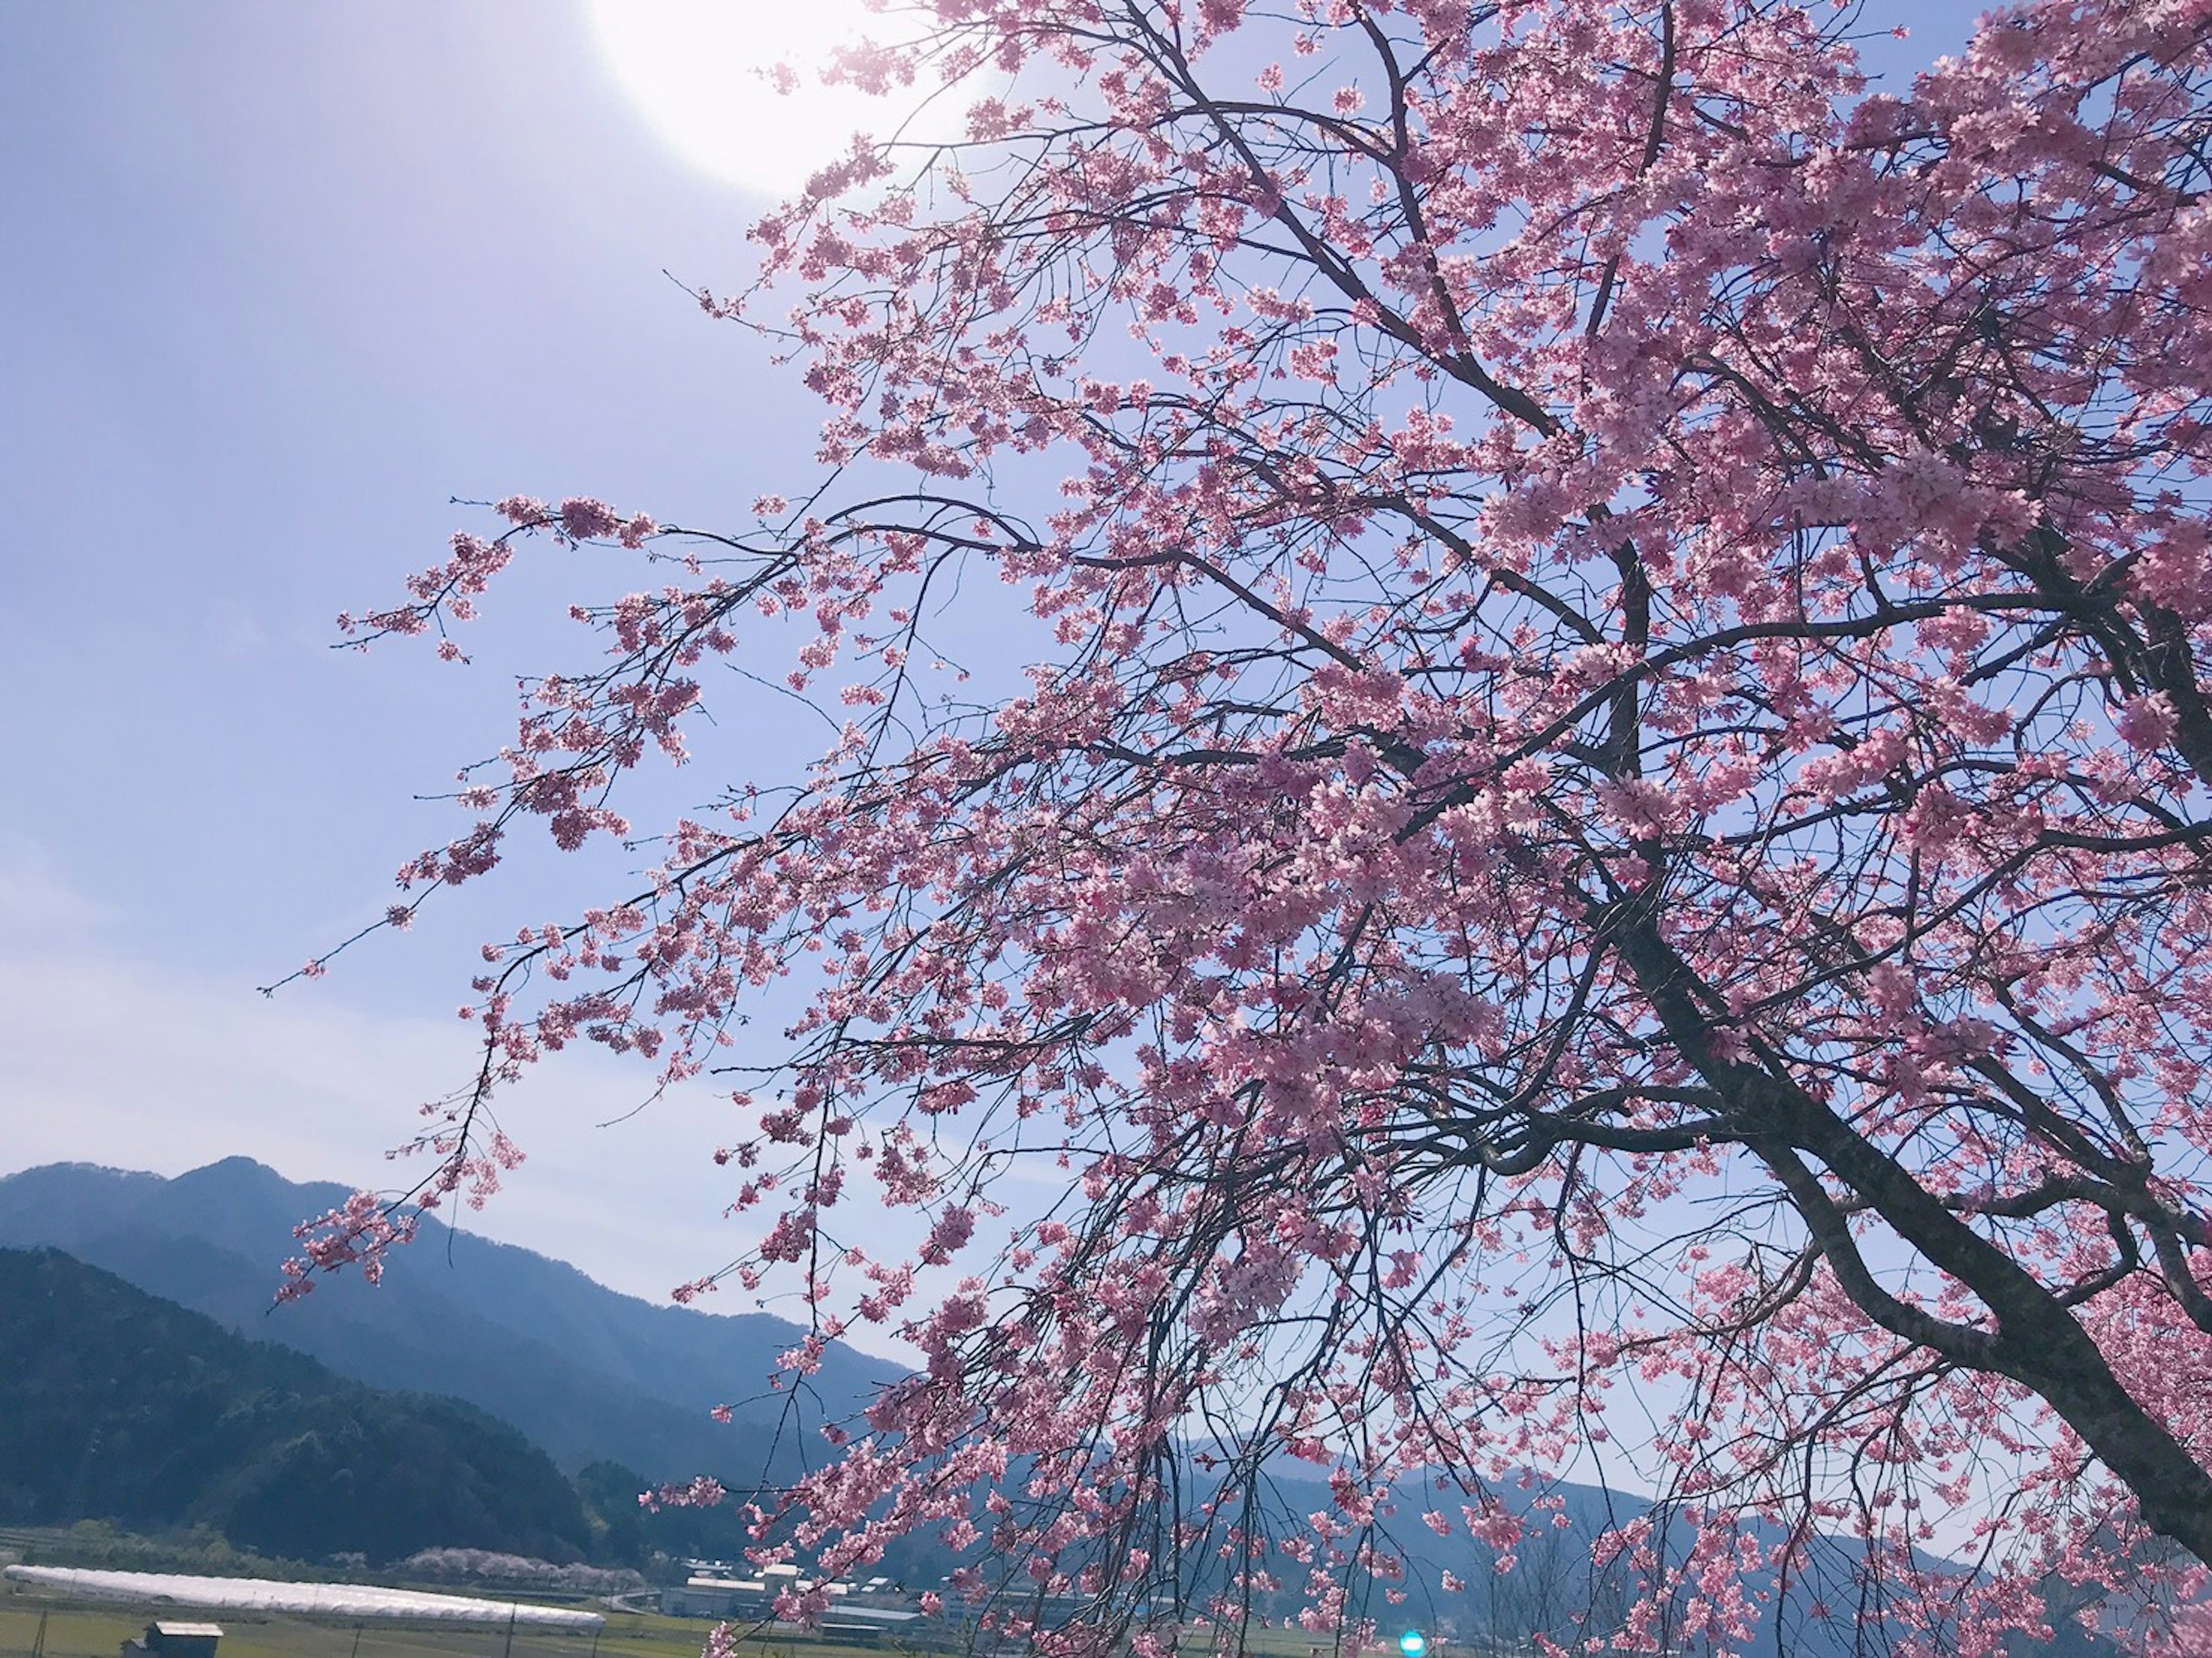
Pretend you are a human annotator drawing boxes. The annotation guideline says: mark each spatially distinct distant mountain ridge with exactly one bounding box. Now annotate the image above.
[0,1160,2112,1656]
[0,1246,592,1564]
[0,1158,893,1490]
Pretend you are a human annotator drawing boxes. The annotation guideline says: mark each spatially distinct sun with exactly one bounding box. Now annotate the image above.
[585,0,944,199]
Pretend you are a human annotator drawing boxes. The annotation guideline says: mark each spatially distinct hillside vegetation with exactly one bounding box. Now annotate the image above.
[0,1159,887,1489]
[0,1248,592,1565]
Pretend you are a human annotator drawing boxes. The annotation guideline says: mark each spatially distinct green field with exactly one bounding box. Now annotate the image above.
[0,1530,1341,1658]
[0,1579,887,1658]
[0,1589,1345,1658]
[0,1521,882,1658]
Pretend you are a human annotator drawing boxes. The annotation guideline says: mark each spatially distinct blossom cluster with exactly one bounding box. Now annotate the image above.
[296,1,2212,1652]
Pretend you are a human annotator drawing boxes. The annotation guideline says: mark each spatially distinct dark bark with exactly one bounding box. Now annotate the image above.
[1609,912,2212,1565]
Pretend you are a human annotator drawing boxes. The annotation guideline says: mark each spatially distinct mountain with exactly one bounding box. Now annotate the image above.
[0,1163,2112,1653]
[0,1246,591,1564]
[0,1158,896,1490]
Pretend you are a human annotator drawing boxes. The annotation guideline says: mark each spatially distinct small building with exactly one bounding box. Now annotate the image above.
[122,1624,224,1658]
[660,1577,772,1619]
[819,1606,924,1646]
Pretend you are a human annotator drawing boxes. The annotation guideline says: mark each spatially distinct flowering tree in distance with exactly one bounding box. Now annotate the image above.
[293,0,2212,1651]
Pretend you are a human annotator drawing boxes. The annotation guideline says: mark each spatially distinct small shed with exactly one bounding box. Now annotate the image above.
[122,1623,224,1658]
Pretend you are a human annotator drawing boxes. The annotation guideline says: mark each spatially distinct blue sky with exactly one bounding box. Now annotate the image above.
[0,0,825,977]
[0,1,848,1307]
[0,1,1990,1324]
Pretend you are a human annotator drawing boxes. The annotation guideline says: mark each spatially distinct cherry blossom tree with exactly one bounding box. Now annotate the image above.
[290,0,2212,1651]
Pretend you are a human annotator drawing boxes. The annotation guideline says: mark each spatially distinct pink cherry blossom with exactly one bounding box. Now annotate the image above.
[290,1,2212,1652]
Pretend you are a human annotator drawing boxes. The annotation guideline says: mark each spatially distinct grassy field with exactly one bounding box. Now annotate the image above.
[0,1532,1342,1658]
[0,1523,887,1658]
[0,1581,892,1658]
[0,1591,1347,1658]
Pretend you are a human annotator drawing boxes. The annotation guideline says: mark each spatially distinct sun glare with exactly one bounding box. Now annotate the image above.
[586,1,948,199]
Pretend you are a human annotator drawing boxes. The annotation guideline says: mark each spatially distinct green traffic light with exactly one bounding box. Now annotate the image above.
[1398,1633,1429,1658]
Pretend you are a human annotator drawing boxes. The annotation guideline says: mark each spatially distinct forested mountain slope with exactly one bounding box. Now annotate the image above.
[0,1247,591,1564]
[0,1159,891,1486]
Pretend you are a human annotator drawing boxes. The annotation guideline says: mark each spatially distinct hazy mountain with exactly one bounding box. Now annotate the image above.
[0,1246,592,1564]
[0,1158,896,1490]
[0,1162,2113,1653]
